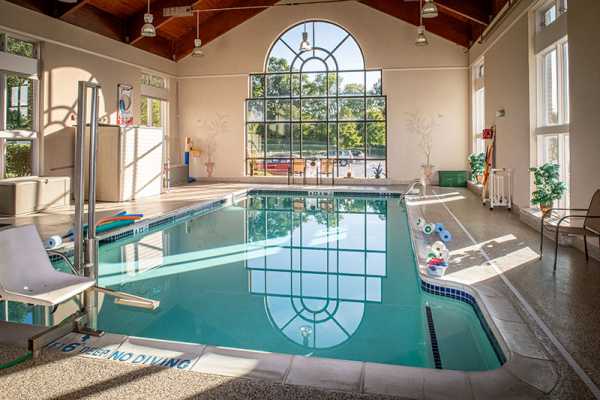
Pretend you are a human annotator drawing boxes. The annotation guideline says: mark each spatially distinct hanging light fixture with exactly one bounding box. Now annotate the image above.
[415,0,429,46]
[299,23,312,52]
[192,11,204,57]
[422,0,438,18]
[141,0,156,38]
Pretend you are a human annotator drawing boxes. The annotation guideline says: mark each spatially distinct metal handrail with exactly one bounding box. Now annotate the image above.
[73,81,101,330]
[46,250,77,275]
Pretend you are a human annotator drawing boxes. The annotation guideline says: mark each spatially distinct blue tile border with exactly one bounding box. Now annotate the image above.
[421,280,507,365]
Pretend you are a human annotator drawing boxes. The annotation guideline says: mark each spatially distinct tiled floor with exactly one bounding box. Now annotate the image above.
[1,183,600,399]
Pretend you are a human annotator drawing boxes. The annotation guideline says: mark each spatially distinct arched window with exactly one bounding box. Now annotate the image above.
[246,21,387,179]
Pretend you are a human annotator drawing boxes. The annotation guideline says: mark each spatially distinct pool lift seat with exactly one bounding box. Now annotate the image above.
[0,82,159,358]
[0,224,159,357]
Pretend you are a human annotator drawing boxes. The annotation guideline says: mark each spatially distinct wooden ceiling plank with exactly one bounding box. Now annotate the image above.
[435,0,489,26]
[128,0,221,45]
[60,4,127,42]
[55,0,93,18]
[173,0,278,60]
[360,0,472,47]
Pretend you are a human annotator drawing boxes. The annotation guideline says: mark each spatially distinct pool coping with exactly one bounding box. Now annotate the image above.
[45,185,558,399]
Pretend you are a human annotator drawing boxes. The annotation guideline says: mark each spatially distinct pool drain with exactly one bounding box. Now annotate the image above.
[425,305,442,369]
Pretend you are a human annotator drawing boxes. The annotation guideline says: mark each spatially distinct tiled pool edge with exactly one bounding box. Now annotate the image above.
[43,185,557,399]
[405,192,559,397]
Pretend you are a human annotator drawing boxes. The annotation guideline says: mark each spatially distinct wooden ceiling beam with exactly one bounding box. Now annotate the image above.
[59,4,128,42]
[361,0,472,48]
[435,0,489,26]
[173,0,278,60]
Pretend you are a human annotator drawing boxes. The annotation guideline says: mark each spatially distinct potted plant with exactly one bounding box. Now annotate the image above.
[468,152,486,183]
[372,163,384,179]
[529,163,567,214]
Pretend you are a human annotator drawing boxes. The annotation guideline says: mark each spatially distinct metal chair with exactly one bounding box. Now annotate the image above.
[288,159,306,185]
[318,159,335,186]
[540,189,600,271]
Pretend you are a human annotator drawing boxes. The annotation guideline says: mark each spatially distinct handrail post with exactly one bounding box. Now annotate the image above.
[73,82,87,273]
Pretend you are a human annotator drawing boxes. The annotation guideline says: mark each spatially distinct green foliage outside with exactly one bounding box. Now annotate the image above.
[529,163,567,206]
[468,152,486,180]
[6,75,33,130]
[248,57,386,160]
[5,142,32,178]
[6,36,35,58]
[140,96,162,127]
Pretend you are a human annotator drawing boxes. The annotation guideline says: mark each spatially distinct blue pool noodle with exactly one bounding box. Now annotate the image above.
[439,229,452,243]
[435,223,445,233]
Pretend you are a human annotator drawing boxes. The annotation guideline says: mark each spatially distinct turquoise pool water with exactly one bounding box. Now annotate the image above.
[94,192,501,371]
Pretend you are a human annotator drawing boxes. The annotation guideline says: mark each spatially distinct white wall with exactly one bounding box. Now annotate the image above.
[469,0,600,209]
[470,10,532,208]
[0,0,179,179]
[176,1,469,182]
[568,0,600,208]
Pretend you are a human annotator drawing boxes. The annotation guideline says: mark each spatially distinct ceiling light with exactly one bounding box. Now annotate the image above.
[422,0,438,18]
[192,39,204,57]
[191,12,204,57]
[415,26,429,46]
[141,0,156,38]
[299,24,312,52]
[415,0,429,47]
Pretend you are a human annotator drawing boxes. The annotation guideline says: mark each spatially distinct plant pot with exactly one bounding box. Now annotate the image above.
[205,161,215,178]
[346,171,352,178]
[426,264,448,278]
[421,164,434,186]
[540,203,553,215]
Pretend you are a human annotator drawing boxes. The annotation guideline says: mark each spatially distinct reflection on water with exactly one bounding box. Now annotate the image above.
[94,193,501,371]
[245,195,387,349]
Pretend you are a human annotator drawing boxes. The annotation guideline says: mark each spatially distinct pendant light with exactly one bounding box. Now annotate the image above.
[415,0,429,46]
[299,23,312,52]
[192,12,204,57]
[422,0,438,18]
[141,0,156,38]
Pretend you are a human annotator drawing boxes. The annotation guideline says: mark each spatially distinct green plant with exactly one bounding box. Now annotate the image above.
[5,142,32,178]
[372,163,384,179]
[529,163,567,206]
[468,152,486,180]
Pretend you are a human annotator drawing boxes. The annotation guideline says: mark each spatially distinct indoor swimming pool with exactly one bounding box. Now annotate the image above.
[84,191,502,371]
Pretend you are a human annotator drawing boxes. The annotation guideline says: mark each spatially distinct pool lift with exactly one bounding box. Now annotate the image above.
[0,82,160,358]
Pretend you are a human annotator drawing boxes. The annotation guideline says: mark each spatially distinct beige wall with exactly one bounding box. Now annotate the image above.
[470,14,532,208]
[469,0,600,209]
[0,0,178,179]
[176,1,469,181]
[568,0,600,208]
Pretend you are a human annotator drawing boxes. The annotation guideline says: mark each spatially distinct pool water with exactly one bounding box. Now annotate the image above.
[95,192,501,371]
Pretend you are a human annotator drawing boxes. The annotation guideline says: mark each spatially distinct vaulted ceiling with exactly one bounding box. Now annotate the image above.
[5,0,510,61]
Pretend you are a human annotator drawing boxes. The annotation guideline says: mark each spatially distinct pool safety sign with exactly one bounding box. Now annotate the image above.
[47,333,203,371]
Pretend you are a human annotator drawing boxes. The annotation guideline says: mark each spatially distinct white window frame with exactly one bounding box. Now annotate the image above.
[532,0,569,207]
[471,58,486,155]
[0,31,40,178]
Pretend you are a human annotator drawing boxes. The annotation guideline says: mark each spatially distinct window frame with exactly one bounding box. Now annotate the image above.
[471,58,485,155]
[0,30,40,178]
[245,20,387,179]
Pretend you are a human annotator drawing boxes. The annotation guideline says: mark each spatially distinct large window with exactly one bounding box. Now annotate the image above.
[246,21,387,179]
[0,32,38,178]
[534,1,569,207]
[471,59,485,154]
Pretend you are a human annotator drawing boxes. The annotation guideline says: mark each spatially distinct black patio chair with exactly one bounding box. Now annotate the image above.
[540,189,600,271]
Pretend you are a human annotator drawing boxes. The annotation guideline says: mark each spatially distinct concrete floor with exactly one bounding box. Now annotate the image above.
[1,183,599,399]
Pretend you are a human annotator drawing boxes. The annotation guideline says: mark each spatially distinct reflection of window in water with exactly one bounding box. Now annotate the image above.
[122,231,165,276]
[245,196,387,349]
